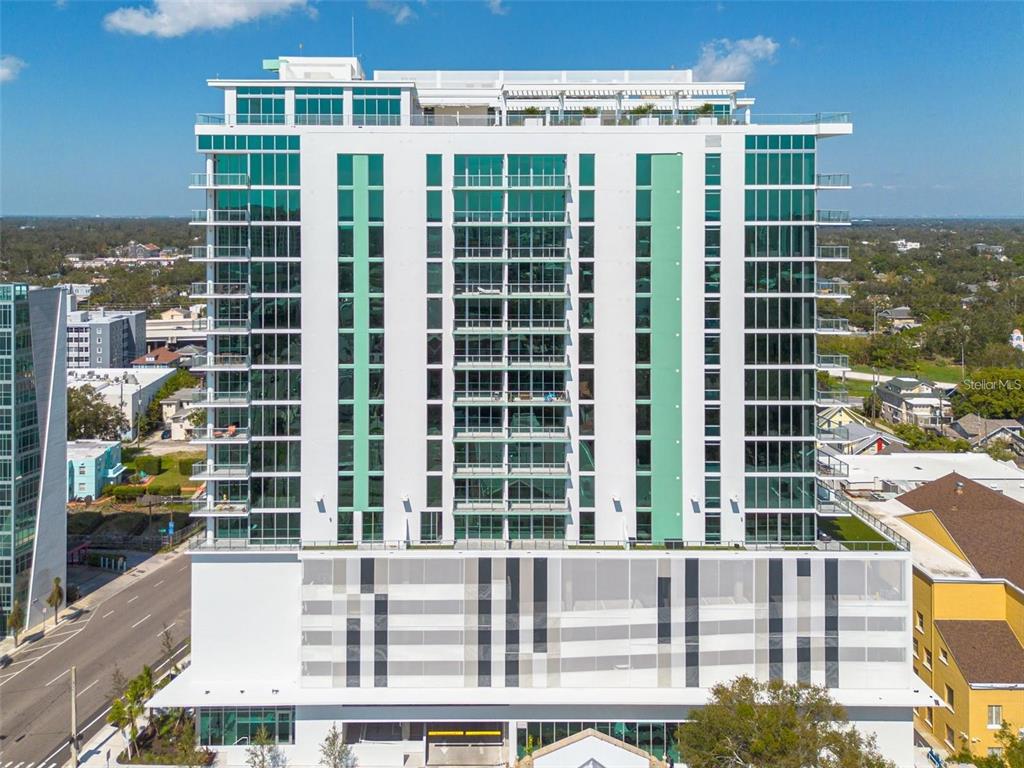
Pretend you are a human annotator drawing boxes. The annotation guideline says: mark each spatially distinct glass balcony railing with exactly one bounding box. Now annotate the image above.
[816,210,851,225]
[190,245,250,262]
[816,451,849,478]
[815,173,851,188]
[816,317,851,334]
[815,388,849,405]
[451,174,569,189]
[190,209,249,225]
[191,496,249,518]
[189,173,249,188]
[191,424,250,443]
[190,282,250,299]
[197,110,850,130]
[816,354,850,370]
[815,245,850,261]
[193,317,250,333]
[815,280,851,299]
[191,390,250,407]
[189,461,250,481]
[192,354,250,370]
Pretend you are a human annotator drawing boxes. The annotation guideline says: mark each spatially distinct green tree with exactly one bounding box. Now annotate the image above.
[107,698,134,758]
[46,577,64,626]
[951,368,1024,419]
[891,423,970,452]
[68,384,129,440]
[950,722,1024,768]
[319,722,356,768]
[674,676,895,768]
[246,725,285,768]
[860,392,884,419]
[6,598,25,646]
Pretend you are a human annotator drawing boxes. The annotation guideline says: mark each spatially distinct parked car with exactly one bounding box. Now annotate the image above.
[160,429,172,440]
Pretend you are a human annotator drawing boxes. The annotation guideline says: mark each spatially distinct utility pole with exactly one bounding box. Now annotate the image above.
[70,665,79,767]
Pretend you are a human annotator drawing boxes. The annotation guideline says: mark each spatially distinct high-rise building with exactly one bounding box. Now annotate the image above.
[66,307,146,369]
[0,285,67,637]
[152,57,933,766]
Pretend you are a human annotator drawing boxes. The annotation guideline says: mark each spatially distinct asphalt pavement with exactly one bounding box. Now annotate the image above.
[0,550,191,766]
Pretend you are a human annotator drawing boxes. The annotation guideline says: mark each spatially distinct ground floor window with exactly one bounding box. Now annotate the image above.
[198,706,295,746]
[518,721,684,761]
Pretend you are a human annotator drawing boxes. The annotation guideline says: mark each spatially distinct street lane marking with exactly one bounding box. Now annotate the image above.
[157,621,177,637]
[127,595,139,604]
[178,565,188,572]
[77,679,98,696]
[131,613,151,629]
[154,579,165,588]
[101,610,114,618]
[45,669,68,686]
[42,704,116,763]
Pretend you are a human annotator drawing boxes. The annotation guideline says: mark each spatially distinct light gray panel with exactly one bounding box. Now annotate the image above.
[304,559,332,585]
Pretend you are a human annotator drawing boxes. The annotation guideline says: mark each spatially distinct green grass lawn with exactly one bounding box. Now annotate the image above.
[842,378,875,398]
[131,451,203,495]
[818,515,897,551]
[851,361,963,383]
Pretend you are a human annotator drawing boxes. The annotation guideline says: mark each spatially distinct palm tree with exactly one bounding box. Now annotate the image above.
[6,599,25,646]
[46,577,64,626]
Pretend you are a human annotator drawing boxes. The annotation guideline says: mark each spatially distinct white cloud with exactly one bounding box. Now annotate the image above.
[0,55,26,84]
[368,0,417,24]
[693,35,779,81]
[488,0,508,14]
[103,0,310,38]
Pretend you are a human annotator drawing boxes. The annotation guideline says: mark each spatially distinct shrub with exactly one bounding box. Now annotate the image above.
[146,481,181,497]
[136,456,162,476]
[177,458,193,476]
[112,485,146,501]
[68,511,104,535]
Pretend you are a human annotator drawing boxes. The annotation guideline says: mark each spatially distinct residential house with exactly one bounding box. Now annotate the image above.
[893,239,921,253]
[160,386,202,441]
[875,377,954,431]
[67,440,126,501]
[67,367,175,439]
[944,414,1024,458]
[1011,329,1023,352]
[133,345,182,368]
[878,306,920,332]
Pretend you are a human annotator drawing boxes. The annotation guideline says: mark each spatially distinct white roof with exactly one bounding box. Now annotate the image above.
[67,439,119,461]
[67,367,174,393]
[843,452,1024,501]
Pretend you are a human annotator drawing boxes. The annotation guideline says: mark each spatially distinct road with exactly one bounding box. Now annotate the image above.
[0,551,191,766]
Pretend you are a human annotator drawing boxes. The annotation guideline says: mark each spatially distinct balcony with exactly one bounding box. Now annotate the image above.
[190,282,250,300]
[507,318,570,333]
[815,245,850,262]
[815,280,851,300]
[193,317,250,334]
[507,390,569,404]
[198,110,850,130]
[506,353,570,369]
[191,424,250,444]
[453,319,571,335]
[816,353,850,372]
[507,282,569,297]
[189,209,249,225]
[189,173,249,189]
[453,246,570,262]
[815,174,851,189]
[816,317,851,334]
[451,174,570,190]
[508,499,569,513]
[816,210,851,226]
[507,423,569,440]
[453,463,570,478]
[190,245,250,263]
[816,451,849,478]
[190,461,250,482]
[191,390,250,407]
[815,388,849,406]
[191,496,249,518]
[192,353,250,372]
[817,422,850,444]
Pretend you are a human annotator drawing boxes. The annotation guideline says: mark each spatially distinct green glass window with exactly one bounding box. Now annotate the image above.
[579,190,594,222]
[426,154,442,187]
[368,154,384,186]
[427,190,442,223]
[635,190,651,222]
[337,155,354,187]
[636,154,652,186]
[579,154,595,187]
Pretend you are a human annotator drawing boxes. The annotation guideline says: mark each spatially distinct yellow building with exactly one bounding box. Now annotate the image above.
[897,473,1024,759]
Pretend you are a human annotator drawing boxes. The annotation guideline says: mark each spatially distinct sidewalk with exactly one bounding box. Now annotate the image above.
[70,722,129,768]
[0,547,184,658]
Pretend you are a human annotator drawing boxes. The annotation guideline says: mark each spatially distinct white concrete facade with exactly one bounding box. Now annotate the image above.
[161,58,930,766]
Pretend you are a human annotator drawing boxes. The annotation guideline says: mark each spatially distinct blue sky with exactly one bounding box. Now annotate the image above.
[0,0,1021,217]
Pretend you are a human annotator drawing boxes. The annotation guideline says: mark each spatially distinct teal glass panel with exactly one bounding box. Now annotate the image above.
[426,154,442,187]
[579,154,595,187]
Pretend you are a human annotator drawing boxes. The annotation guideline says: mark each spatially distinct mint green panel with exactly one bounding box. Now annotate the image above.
[352,156,370,513]
[649,154,683,543]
